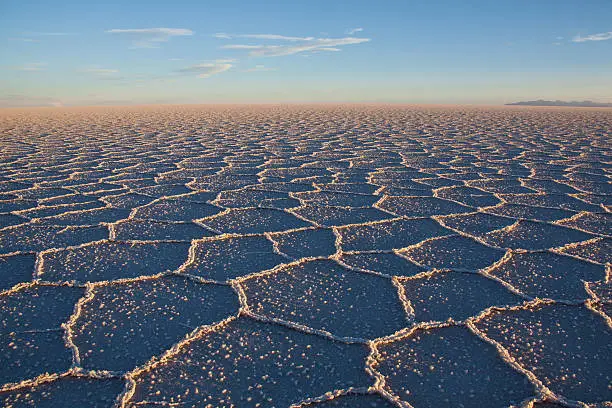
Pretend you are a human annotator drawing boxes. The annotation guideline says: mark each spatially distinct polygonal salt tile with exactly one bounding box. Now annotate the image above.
[134,184,193,197]
[1,214,27,230]
[0,376,125,407]
[338,218,452,251]
[483,220,596,250]
[242,259,408,339]
[468,179,536,194]
[399,271,522,322]
[101,192,156,209]
[294,191,380,207]
[0,285,84,384]
[251,181,315,193]
[0,254,36,291]
[17,202,107,220]
[181,235,287,281]
[0,224,108,255]
[488,251,605,301]
[215,188,290,206]
[475,303,611,404]
[270,228,337,259]
[400,235,505,270]
[378,196,473,217]
[73,275,239,372]
[339,252,424,277]
[484,204,576,222]
[438,212,516,235]
[298,393,396,407]
[131,198,221,221]
[39,241,190,283]
[557,238,611,264]
[375,325,535,408]
[315,183,380,195]
[501,193,601,213]
[201,207,312,234]
[556,212,611,236]
[38,207,131,226]
[292,206,393,227]
[126,317,371,407]
[0,199,36,212]
[113,219,215,241]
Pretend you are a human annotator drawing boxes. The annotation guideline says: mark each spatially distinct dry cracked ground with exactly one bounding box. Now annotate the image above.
[0,105,610,408]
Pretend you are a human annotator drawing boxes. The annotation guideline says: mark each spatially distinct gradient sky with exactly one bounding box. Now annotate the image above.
[1,0,611,107]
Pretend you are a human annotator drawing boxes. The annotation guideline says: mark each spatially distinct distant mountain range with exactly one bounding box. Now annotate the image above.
[506,100,612,107]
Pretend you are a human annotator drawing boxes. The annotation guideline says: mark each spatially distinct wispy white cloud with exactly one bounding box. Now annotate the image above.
[572,31,612,42]
[219,35,370,57]
[243,65,276,72]
[15,62,47,71]
[176,60,232,78]
[106,28,194,48]
[213,32,232,39]
[240,34,314,41]
[346,27,363,35]
[82,68,120,74]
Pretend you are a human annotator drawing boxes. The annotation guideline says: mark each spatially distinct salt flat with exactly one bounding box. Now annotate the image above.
[0,105,610,408]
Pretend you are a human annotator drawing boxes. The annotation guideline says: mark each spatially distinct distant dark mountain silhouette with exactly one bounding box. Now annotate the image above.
[506,99,612,107]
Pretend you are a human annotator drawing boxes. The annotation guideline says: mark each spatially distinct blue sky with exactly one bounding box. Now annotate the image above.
[1,0,611,106]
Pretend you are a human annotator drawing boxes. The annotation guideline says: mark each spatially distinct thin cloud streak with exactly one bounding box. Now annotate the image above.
[176,61,232,78]
[346,27,363,35]
[219,35,370,57]
[106,28,194,48]
[572,31,612,42]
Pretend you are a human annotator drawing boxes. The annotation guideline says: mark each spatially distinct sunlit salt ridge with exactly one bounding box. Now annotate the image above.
[0,105,610,407]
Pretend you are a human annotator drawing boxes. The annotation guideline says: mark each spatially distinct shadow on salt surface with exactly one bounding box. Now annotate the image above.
[338,252,425,277]
[269,228,338,259]
[0,224,108,255]
[558,238,611,264]
[113,219,215,241]
[291,206,393,227]
[39,241,190,283]
[0,254,36,291]
[338,218,452,252]
[200,207,312,234]
[131,198,222,221]
[378,196,473,217]
[0,285,84,384]
[296,393,396,407]
[0,376,125,407]
[181,235,287,281]
[242,259,408,339]
[437,212,516,235]
[127,317,371,407]
[375,325,535,408]
[399,271,523,322]
[475,303,612,404]
[73,275,238,372]
[399,235,506,270]
[487,251,605,301]
[483,220,596,250]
